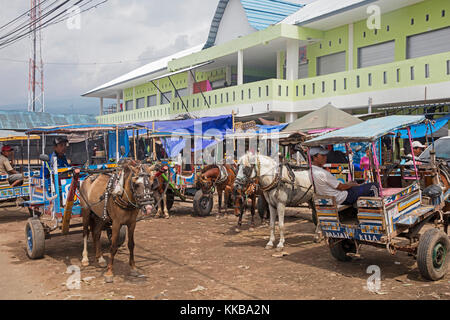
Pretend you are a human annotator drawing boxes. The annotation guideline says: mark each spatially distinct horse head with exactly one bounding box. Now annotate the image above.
[124,162,157,215]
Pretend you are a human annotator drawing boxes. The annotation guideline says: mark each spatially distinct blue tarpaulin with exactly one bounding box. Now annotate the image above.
[108,130,130,159]
[397,114,450,139]
[132,115,233,158]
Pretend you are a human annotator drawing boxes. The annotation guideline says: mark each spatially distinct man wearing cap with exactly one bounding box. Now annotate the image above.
[0,145,23,187]
[309,146,379,205]
[404,141,426,165]
[43,137,71,179]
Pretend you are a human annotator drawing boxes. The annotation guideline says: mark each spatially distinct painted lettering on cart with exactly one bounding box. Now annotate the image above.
[324,231,352,239]
[359,234,381,242]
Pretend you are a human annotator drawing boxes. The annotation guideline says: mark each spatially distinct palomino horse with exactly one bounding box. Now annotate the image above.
[198,164,236,217]
[79,160,156,283]
[233,175,259,232]
[236,153,314,251]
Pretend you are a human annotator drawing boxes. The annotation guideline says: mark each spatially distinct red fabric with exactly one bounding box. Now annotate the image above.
[193,80,212,94]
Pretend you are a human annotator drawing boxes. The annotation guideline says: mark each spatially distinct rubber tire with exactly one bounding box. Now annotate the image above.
[107,225,127,248]
[25,218,45,259]
[193,190,213,217]
[257,196,268,220]
[329,238,356,262]
[166,190,175,211]
[417,228,450,281]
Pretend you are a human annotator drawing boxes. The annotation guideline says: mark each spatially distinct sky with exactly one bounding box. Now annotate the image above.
[0,0,316,115]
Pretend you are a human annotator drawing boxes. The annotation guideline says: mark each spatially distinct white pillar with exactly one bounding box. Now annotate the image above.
[276,51,282,79]
[286,39,299,80]
[285,112,297,123]
[237,50,244,86]
[348,23,354,70]
[116,92,120,112]
[100,97,104,115]
[225,66,232,86]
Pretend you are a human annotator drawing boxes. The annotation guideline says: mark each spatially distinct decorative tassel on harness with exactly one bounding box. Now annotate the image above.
[102,171,124,221]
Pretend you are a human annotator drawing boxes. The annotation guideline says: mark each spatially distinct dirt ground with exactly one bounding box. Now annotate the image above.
[0,200,449,301]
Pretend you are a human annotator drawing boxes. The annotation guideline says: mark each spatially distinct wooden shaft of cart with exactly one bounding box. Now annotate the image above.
[62,169,81,235]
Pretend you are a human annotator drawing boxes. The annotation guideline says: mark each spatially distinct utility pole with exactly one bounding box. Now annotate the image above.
[28,0,45,113]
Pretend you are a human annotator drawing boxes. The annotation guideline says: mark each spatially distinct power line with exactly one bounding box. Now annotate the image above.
[0,56,156,65]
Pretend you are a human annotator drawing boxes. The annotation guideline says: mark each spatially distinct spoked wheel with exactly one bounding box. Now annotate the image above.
[417,228,449,281]
[328,238,356,262]
[193,190,213,217]
[25,218,45,259]
[106,225,127,247]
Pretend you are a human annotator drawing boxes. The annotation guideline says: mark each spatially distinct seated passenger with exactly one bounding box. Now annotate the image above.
[43,137,71,179]
[404,141,426,165]
[0,145,23,187]
[310,147,379,205]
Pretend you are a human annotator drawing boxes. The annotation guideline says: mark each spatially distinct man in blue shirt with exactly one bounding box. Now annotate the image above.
[43,137,70,178]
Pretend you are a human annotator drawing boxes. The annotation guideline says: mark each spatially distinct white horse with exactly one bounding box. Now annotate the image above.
[236,153,314,251]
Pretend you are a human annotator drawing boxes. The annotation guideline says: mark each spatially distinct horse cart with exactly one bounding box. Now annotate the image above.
[22,124,140,259]
[305,115,450,280]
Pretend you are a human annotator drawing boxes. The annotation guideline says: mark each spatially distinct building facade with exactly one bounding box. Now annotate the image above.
[84,0,450,124]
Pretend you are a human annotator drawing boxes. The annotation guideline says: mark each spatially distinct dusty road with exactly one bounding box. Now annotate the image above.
[0,201,449,300]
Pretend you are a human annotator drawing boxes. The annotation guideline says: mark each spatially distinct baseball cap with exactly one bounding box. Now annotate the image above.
[1,145,12,152]
[412,141,426,149]
[310,146,329,156]
[53,137,68,146]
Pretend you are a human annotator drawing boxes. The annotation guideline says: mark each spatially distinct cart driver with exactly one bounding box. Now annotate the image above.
[310,146,379,205]
[43,137,71,179]
[404,141,426,166]
[0,145,24,187]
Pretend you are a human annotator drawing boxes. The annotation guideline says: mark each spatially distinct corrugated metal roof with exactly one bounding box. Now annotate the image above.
[0,111,97,131]
[241,0,303,30]
[204,0,303,49]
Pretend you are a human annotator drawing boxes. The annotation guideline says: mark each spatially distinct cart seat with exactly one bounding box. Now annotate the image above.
[383,188,404,197]
[337,204,352,212]
[395,205,435,228]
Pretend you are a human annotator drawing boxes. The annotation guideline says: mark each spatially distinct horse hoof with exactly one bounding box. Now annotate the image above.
[276,246,284,252]
[81,260,89,267]
[164,215,169,219]
[249,227,255,232]
[104,275,114,283]
[265,245,273,250]
[235,228,241,233]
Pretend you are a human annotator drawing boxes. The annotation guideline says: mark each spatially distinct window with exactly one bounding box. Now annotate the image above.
[147,95,157,107]
[358,41,395,68]
[356,76,360,88]
[125,100,133,111]
[425,64,430,78]
[368,73,372,86]
[407,27,450,59]
[161,91,172,104]
[136,97,145,109]
[383,71,387,84]
[397,69,401,82]
[410,66,415,80]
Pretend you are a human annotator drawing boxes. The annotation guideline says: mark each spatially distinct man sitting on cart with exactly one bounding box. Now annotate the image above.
[310,146,379,205]
[43,137,71,179]
[0,145,24,187]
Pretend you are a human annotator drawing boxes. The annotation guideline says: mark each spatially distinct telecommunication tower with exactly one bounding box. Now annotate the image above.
[28,0,45,112]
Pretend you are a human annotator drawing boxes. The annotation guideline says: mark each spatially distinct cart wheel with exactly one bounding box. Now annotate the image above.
[25,218,45,259]
[308,198,318,226]
[106,225,127,247]
[166,190,174,212]
[417,228,449,281]
[257,196,268,221]
[329,238,356,262]
[193,190,213,217]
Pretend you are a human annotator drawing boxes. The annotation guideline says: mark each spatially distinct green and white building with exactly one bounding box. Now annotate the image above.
[84,0,450,124]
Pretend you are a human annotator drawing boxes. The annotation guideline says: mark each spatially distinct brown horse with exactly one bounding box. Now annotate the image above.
[233,177,258,232]
[79,160,156,283]
[198,164,236,217]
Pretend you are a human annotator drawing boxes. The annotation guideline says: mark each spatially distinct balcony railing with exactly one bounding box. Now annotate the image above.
[97,51,450,124]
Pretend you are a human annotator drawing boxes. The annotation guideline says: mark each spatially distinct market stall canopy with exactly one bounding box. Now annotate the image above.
[304,115,427,146]
[283,103,363,133]
[0,130,40,142]
[0,111,96,131]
